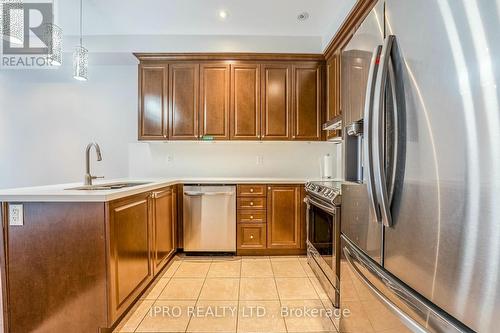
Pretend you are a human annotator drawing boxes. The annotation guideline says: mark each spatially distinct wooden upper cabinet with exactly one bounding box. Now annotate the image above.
[341,50,371,127]
[326,52,341,139]
[230,63,261,140]
[292,64,322,141]
[267,185,302,249]
[169,63,199,140]
[200,63,230,139]
[139,65,168,140]
[261,64,292,140]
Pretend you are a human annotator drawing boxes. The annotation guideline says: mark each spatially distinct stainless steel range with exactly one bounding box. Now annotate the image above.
[304,181,342,308]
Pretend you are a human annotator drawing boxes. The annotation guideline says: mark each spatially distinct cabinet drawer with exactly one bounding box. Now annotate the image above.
[237,185,267,197]
[238,197,266,210]
[238,210,266,223]
[238,223,267,249]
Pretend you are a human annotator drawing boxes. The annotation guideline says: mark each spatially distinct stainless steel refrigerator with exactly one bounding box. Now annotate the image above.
[340,0,500,332]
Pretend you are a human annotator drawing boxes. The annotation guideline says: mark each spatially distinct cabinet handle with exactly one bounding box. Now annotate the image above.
[250,188,254,193]
[250,202,254,206]
[268,187,271,190]
[250,235,254,239]
[250,216,254,220]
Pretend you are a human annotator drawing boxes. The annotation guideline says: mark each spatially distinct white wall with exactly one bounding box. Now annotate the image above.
[0,60,137,189]
[129,141,338,180]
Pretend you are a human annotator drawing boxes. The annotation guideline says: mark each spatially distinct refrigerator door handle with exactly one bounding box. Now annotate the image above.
[373,35,396,227]
[344,245,428,333]
[363,44,383,224]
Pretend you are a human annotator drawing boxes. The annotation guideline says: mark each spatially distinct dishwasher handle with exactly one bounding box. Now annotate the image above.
[184,191,234,196]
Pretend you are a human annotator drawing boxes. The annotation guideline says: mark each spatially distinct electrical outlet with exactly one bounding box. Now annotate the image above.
[166,155,174,163]
[256,156,264,165]
[9,204,23,226]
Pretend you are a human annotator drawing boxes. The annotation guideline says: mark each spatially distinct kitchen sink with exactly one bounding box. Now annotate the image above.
[65,182,151,191]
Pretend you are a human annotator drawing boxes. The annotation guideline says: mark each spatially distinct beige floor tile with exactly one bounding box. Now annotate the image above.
[239,278,279,300]
[161,260,181,278]
[241,256,270,261]
[351,275,378,302]
[174,261,211,278]
[339,278,359,302]
[300,261,317,277]
[241,260,273,278]
[158,278,205,300]
[309,277,330,300]
[136,300,195,332]
[199,278,240,301]
[281,299,336,333]
[334,300,374,333]
[186,300,238,332]
[237,300,286,333]
[269,256,298,261]
[271,260,307,278]
[340,261,354,282]
[114,300,154,332]
[275,278,319,300]
[208,261,241,278]
[361,300,411,332]
[142,278,170,300]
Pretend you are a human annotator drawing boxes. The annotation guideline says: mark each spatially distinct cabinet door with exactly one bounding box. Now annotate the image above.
[108,192,152,322]
[292,64,322,141]
[139,65,168,140]
[200,63,230,139]
[267,185,301,249]
[261,64,292,140]
[341,50,371,127]
[326,53,342,139]
[230,63,260,140]
[152,187,175,275]
[169,63,199,140]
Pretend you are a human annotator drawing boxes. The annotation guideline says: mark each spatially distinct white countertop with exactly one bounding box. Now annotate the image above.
[0,178,315,202]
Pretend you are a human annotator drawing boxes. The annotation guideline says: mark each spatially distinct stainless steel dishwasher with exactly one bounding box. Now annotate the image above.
[183,185,236,252]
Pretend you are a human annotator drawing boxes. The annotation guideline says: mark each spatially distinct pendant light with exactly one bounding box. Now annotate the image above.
[73,0,88,81]
[1,0,24,45]
[43,0,62,66]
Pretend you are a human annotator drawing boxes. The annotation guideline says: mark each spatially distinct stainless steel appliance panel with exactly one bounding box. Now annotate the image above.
[383,1,500,331]
[183,185,236,252]
[341,0,385,264]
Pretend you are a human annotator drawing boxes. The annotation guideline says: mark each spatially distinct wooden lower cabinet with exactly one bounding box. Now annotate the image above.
[236,184,305,255]
[152,187,176,275]
[108,192,154,324]
[238,223,267,249]
[267,185,302,249]
[106,186,178,326]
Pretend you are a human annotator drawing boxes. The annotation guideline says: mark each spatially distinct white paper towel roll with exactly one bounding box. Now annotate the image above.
[322,154,333,179]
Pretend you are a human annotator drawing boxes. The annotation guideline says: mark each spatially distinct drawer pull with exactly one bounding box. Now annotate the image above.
[250,215,254,219]
[250,202,254,206]
[250,188,254,193]
[250,235,254,239]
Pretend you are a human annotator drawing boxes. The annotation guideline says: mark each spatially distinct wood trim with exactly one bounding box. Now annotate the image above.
[323,0,378,60]
[134,52,325,62]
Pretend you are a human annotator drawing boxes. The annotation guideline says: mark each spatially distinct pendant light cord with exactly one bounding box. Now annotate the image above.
[79,0,83,45]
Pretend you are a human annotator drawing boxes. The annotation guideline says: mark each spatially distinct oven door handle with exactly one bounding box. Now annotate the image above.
[305,196,336,215]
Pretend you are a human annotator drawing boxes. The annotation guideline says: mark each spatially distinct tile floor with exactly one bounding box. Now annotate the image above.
[114,255,410,333]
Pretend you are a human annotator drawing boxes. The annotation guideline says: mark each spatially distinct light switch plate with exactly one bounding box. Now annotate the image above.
[9,204,23,226]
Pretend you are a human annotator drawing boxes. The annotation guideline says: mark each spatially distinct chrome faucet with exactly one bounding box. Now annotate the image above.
[84,142,104,186]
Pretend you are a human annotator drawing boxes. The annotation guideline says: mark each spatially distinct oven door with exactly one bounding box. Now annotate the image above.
[305,195,340,290]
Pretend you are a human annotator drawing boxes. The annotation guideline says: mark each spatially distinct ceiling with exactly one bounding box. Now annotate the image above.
[57,0,355,49]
